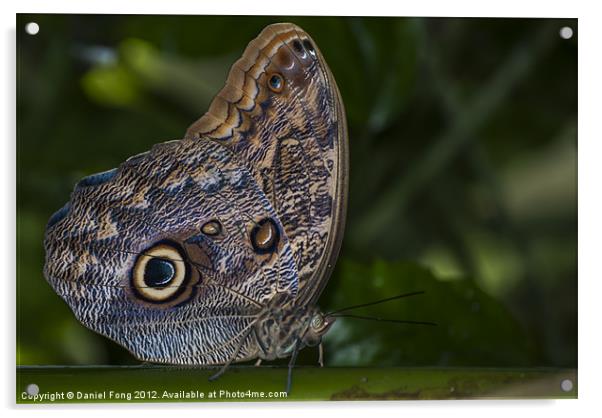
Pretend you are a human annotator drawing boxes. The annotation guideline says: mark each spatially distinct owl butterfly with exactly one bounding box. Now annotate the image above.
[43,23,348,391]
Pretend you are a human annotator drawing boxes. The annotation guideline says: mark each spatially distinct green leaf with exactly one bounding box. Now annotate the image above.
[81,65,141,107]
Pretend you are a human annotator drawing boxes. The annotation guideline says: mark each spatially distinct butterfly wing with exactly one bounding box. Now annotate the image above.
[186,23,348,305]
[44,137,299,365]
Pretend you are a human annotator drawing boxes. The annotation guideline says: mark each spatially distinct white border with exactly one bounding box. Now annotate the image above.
[7,0,583,17]
[3,0,600,417]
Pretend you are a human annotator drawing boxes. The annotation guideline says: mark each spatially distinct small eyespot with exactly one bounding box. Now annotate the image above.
[250,218,280,254]
[131,242,190,303]
[201,220,222,236]
[291,39,307,59]
[292,40,304,53]
[303,40,316,56]
[268,73,284,93]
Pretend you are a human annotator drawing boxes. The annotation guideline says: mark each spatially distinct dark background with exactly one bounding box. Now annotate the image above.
[17,15,577,368]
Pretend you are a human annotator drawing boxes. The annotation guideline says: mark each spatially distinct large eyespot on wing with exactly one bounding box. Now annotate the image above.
[130,240,193,304]
[185,23,349,305]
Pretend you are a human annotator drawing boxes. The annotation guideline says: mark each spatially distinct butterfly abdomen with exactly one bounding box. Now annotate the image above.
[254,304,314,360]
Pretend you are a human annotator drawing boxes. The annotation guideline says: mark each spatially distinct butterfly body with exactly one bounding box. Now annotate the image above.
[253,295,333,362]
[43,23,348,374]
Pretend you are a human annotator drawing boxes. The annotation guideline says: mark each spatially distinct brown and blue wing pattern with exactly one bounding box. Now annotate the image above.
[43,22,348,367]
[186,23,348,305]
[44,137,299,364]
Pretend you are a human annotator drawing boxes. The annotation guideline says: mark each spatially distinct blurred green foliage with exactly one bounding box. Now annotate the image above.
[16,15,576,368]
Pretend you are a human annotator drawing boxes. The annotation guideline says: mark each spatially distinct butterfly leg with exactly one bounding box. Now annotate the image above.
[208,329,252,382]
[254,358,262,367]
[286,339,302,395]
[318,342,324,367]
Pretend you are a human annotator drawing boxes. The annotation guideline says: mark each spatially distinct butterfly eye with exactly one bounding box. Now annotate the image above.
[268,73,284,93]
[311,314,325,330]
[250,218,280,254]
[201,220,222,236]
[131,242,189,303]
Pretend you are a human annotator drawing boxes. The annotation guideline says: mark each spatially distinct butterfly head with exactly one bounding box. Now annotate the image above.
[302,310,335,347]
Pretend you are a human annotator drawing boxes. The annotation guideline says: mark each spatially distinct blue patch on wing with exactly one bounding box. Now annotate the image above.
[47,202,71,229]
[77,168,118,188]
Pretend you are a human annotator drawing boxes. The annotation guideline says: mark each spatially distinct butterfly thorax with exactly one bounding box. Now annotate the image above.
[253,294,334,361]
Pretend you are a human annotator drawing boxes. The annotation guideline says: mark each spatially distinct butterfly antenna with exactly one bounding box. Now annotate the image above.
[330,314,437,326]
[326,290,427,316]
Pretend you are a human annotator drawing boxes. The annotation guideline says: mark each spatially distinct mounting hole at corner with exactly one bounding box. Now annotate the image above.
[26,383,39,396]
[560,379,573,392]
[559,26,573,40]
[25,22,40,35]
